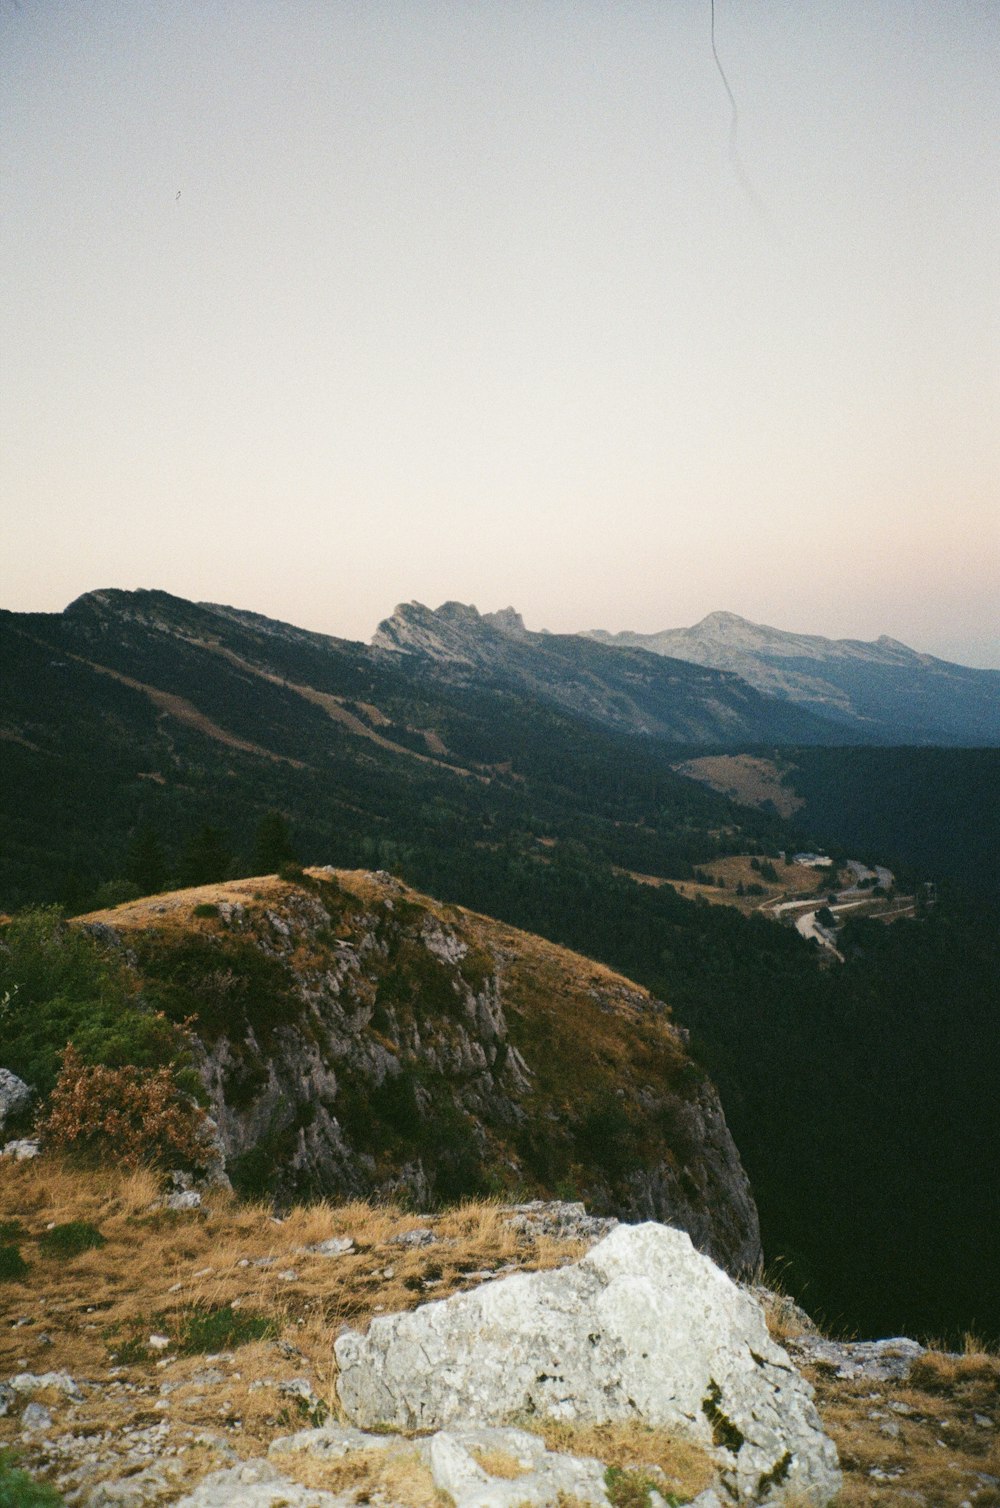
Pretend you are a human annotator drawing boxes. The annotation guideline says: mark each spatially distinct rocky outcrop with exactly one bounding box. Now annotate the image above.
[335,1222,841,1505]
[101,870,762,1275]
[0,1068,31,1136]
[371,600,837,744]
[586,611,1000,745]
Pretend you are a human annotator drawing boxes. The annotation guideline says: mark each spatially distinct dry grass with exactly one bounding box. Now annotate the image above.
[525,1419,717,1501]
[469,1446,532,1478]
[672,753,804,819]
[78,874,294,929]
[802,1342,1000,1507]
[277,1446,449,1506]
[663,853,790,914]
[0,1156,589,1501]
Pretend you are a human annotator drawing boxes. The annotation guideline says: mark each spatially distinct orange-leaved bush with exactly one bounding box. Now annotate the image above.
[40,1044,212,1170]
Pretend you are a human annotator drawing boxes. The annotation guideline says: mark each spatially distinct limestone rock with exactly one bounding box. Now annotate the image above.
[174,1459,346,1508]
[1,1137,40,1160]
[10,1370,82,1399]
[269,1421,609,1507]
[503,1199,618,1243]
[301,1236,354,1257]
[164,1189,202,1211]
[417,1425,608,1506]
[0,1068,31,1134]
[335,1222,841,1505]
[787,1334,925,1384]
[20,1400,52,1434]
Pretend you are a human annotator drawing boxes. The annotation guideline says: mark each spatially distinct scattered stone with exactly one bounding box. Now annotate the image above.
[389,1227,437,1249]
[148,1335,171,1352]
[301,1236,354,1257]
[420,1424,607,1506]
[788,1334,925,1384]
[503,1199,618,1243]
[20,1400,53,1434]
[174,1459,345,1508]
[335,1222,840,1505]
[277,1378,324,1415]
[1,1138,41,1160]
[0,1068,32,1134]
[269,1421,610,1506]
[164,1190,202,1212]
[268,1422,395,1460]
[277,1269,299,1282]
[10,1370,82,1399]
[84,1465,173,1505]
[0,1382,13,1416]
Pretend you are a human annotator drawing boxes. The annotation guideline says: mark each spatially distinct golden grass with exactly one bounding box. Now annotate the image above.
[0,1156,591,1497]
[5,1117,996,1508]
[672,753,804,819]
[525,1419,717,1501]
[802,1343,1000,1508]
[281,1445,451,1506]
[469,1446,532,1478]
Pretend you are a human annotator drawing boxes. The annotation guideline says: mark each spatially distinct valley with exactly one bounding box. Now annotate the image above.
[2,587,998,1351]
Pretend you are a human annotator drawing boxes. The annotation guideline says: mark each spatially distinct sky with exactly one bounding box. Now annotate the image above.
[2,1,998,666]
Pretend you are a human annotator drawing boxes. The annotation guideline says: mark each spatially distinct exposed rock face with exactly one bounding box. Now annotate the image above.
[335,1223,841,1506]
[585,611,1000,745]
[0,1068,31,1135]
[371,600,836,745]
[101,871,762,1276]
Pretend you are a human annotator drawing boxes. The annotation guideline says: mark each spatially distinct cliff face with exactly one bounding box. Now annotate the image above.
[585,611,1000,745]
[88,869,762,1276]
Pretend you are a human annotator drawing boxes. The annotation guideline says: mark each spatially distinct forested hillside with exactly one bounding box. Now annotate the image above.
[2,588,997,1343]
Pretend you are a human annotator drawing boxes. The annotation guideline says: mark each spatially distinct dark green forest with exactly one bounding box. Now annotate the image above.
[2,593,998,1343]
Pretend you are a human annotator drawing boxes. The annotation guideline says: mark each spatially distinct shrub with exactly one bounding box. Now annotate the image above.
[39,1044,212,1171]
[192,903,219,919]
[0,1245,29,1283]
[0,1452,65,1507]
[38,1221,105,1260]
[134,932,299,1044]
[0,907,181,1094]
[176,1304,274,1354]
[0,1220,24,1241]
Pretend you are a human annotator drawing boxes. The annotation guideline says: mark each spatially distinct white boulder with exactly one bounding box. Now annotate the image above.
[335,1222,841,1505]
[0,1068,31,1134]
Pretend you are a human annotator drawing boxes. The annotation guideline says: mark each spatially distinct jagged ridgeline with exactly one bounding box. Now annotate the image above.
[0,588,805,911]
[76,868,761,1276]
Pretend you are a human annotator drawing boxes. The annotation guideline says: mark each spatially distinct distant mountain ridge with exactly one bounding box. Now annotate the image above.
[372,599,843,745]
[584,611,1000,745]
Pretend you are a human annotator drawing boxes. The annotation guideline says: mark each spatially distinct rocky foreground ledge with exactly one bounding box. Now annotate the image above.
[3,1178,997,1508]
[165,1221,839,1508]
[333,1222,840,1505]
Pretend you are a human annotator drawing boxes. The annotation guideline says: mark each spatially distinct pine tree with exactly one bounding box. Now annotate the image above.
[179,825,231,888]
[126,823,167,896]
[252,811,298,875]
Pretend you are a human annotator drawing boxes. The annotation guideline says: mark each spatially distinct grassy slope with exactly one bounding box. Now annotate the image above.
[1,1161,997,1508]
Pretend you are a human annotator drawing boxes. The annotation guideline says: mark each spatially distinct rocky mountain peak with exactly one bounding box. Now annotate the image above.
[482,606,528,638]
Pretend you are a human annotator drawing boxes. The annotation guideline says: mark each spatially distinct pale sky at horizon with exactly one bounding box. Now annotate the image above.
[2,1,998,667]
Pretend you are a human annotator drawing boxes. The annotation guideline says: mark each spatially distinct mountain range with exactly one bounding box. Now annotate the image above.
[2,585,999,1341]
[584,610,1000,745]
